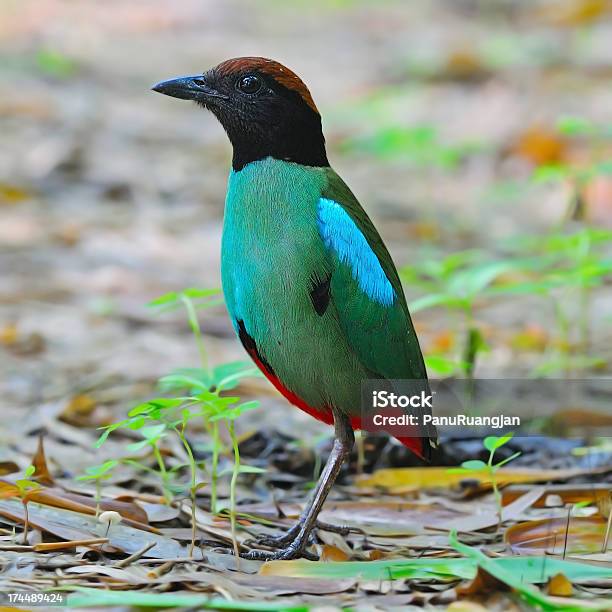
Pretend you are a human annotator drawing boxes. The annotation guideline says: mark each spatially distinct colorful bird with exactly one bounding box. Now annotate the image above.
[153,57,436,560]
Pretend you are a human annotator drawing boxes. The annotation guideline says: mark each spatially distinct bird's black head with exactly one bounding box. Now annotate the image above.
[152,57,329,171]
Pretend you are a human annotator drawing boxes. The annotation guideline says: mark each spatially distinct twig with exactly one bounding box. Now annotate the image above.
[602,493,612,553]
[562,504,572,560]
[33,538,108,552]
[146,559,176,578]
[114,541,156,568]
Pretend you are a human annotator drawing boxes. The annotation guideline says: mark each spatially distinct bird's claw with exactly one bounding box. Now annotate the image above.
[240,543,318,561]
[251,519,350,549]
[240,518,352,561]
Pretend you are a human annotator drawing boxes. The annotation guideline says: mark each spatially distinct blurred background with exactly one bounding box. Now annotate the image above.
[1,0,612,444]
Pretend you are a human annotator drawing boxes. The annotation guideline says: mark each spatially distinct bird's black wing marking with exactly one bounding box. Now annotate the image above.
[309,273,332,316]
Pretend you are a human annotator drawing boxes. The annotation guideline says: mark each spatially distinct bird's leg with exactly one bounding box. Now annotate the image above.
[242,408,354,561]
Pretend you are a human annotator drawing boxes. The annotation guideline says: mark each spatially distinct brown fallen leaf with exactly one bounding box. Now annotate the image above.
[0,461,19,476]
[32,436,54,485]
[537,0,610,26]
[0,322,45,356]
[502,484,612,508]
[0,182,33,204]
[596,492,612,553]
[33,538,108,552]
[511,126,567,166]
[447,602,490,612]
[509,324,549,352]
[549,408,612,429]
[547,572,573,597]
[60,394,97,425]
[320,544,350,562]
[0,479,150,528]
[443,48,491,82]
[456,565,510,596]
[356,466,599,494]
[0,498,193,559]
[506,516,610,555]
[428,330,455,354]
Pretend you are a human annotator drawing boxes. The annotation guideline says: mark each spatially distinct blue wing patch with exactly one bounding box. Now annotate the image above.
[317,198,395,306]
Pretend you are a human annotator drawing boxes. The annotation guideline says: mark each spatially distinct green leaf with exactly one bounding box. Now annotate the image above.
[212,361,263,390]
[484,432,513,452]
[36,49,78,78]
[16,478,40,492]
[446,260,521,298]
[94,420,129,447]
[460,460,487,471]
[235,465,266,474]
[159,372,211,393]
[424,355,458,376]
[210,400,260,422]
[24,465,35,478]
[66,587,308,610]
[141,424,167,441]
[494,451,522,469]
[249,549,612,586]
[409,293,463,312]
[181,287,220,299]
[78,460,119,480]
[128,398,185,417]
[125,439,151,453]
[532,164,570,184]
[556,115,593,136]
[448,531,556,610]
[147,291,180,308]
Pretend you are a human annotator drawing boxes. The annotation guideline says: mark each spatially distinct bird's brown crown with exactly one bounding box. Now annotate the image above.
[214,57,319,114]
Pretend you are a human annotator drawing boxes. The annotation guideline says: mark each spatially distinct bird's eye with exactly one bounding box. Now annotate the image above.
[236,74,263,95]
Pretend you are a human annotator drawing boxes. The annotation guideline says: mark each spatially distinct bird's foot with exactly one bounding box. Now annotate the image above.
[241,519,352,561]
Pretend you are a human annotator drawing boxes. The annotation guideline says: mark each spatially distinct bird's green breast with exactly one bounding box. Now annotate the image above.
[221,157,367,411]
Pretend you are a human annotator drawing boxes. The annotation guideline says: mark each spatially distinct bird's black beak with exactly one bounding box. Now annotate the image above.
[151,75,228,102]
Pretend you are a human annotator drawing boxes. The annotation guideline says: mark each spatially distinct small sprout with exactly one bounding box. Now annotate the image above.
[78,460,118,517]
[99,510,122,538]
[448,432,521,529]
[16,465,40,545]
[95,287,263,560]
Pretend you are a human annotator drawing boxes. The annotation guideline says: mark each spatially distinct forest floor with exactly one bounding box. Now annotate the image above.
[1,1,612,610]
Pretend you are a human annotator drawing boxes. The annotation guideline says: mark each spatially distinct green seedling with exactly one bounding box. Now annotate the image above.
[77,460,118,517]
[159,362,261,515]
[448,433,521,529]
[495,228,612,376]
[126,424,173,503]
[102,391,261,556]
[211,400,263,558]
[98,286,262,557]
[15,465,40,544]
[403,250,525,378]
[148,287,222,376]
[340,124,480,170]
[36,49,78,79]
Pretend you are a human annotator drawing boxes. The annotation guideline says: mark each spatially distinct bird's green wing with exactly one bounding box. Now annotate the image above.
[319,168,427,381]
